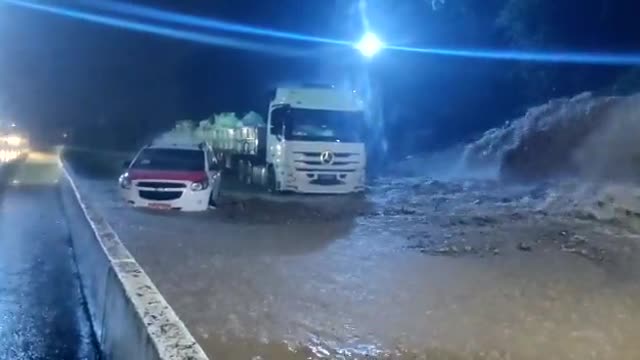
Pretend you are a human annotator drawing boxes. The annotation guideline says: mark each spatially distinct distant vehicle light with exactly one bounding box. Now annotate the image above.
[5,135,23,147]
[0,149,20,163]
[356,32,383,58]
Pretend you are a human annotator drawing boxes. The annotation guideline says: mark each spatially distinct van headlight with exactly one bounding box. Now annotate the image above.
[118,173,132,189]
[190,179,209,191]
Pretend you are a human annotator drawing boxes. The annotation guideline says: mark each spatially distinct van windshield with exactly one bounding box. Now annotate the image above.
[131,149,205,172]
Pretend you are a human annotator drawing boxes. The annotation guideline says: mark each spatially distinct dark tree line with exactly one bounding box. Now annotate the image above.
[428,0,640,99]
[368,0,640,155]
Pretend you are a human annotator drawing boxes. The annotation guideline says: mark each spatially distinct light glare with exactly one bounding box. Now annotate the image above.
[356,32,383,57]
[5,0,640,66]
[3,0,304,56]
[81,0,350,46]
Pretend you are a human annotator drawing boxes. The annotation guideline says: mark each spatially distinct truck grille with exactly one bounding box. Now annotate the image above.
[295,168,357,172]
[137,182,186,189]
[294,160,358,166]
[294,152,356,158]
[291,151,362,189]
[293,151,361,170]
[139,190,183,201]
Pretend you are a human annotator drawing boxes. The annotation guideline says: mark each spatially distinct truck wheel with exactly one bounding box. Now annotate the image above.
[267,166,277,193]
[245,162,253,185]
[237,160,245,181]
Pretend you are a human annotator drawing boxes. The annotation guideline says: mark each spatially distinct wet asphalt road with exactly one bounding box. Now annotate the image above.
[0,157,97,359]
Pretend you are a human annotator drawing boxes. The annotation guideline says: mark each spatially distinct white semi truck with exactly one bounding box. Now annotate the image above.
[173,87,367,194]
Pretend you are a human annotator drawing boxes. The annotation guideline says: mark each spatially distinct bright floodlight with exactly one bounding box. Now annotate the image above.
[356,32,383,57]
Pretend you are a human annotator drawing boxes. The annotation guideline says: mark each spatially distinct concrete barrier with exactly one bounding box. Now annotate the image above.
[59,167,210,360]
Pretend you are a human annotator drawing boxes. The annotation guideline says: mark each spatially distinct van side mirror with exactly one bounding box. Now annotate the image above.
[123,160,131,169]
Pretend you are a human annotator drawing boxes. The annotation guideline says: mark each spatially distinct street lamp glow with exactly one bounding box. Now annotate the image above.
[356,32,383,57]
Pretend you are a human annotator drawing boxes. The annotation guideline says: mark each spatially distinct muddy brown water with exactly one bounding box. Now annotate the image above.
[69,171,640,360]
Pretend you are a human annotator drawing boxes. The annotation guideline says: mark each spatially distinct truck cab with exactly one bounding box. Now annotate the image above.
[266,87,366,194]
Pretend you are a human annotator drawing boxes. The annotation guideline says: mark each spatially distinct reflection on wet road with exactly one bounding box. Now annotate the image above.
[0,154,97,360]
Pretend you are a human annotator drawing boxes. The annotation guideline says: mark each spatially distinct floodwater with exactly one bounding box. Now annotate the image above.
[70,164,640,360]
[0,154,97,360]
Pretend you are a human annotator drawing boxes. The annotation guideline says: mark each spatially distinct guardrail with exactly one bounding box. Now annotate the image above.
[59,166,210,360]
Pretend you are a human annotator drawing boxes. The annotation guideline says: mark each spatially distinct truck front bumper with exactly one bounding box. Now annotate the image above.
[282,170,365,194]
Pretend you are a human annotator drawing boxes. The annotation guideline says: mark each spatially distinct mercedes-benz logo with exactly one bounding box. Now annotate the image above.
[320,151,334,165]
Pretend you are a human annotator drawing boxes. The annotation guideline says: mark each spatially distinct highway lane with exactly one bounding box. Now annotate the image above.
[0,154,97,360]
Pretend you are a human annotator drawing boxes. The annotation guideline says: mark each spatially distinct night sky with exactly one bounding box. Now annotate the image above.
[0,0,638,154]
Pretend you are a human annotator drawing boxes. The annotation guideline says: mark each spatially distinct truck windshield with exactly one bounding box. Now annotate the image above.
[272,107,364,143]
[131,149,205,172]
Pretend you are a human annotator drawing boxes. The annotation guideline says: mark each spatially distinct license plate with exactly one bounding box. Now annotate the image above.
[148,203,171,210]
[318,174,337,181]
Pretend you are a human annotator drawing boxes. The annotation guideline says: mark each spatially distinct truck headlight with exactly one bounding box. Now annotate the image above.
[190,179,209,191]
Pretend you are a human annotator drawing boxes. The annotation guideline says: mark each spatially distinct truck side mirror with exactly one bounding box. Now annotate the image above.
[270,120,283,136]
[269,105,289,137]
[210,160,220,171]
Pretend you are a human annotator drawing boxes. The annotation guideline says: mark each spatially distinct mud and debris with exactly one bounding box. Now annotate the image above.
[366,175,639,267]
[215,196,372,224]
